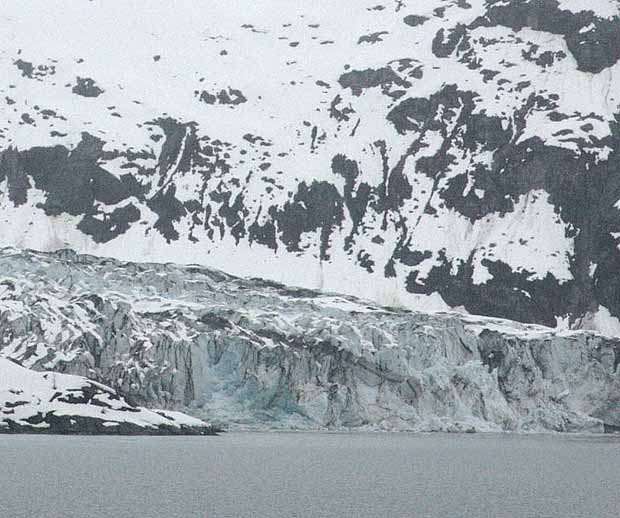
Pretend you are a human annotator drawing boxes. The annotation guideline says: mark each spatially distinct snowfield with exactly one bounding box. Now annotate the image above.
[0,0,619,332]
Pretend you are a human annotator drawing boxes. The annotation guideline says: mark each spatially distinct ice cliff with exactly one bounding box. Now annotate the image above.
[0,248,617,432]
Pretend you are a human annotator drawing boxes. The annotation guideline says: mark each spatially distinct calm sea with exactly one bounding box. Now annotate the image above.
[1,432,619,518]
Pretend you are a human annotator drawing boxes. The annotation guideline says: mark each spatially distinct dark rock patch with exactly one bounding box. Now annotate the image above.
[273,181,344,260]
[386,97,433,134]
[7,133,128,216]
[14,59,56,80]
[522,46,567,67]
[406,254,570,327]
[473,0,620,74]
[20,113,35,125]
[196,88,247,106]
[329,95,355,122]
[358,31,389,44]
[72,77,104,97]
[332,154,371,249]
[249,217,278,250]
[148,184,186,242]
[77,203,141,243]
[432,24,470,58]
[403,15,428,27]
[338,67,410,97]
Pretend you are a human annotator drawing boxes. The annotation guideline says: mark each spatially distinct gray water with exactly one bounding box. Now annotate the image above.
[1,433,619,518]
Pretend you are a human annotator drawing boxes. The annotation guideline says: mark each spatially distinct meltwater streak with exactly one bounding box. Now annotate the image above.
[1,432,619,518]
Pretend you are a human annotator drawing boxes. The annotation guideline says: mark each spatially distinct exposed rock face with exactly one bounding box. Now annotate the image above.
[0,358,216,435]
[0,1,619,332]
[0,249,617,432]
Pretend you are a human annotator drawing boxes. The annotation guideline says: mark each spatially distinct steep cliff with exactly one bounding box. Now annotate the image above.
[1,248,617,432]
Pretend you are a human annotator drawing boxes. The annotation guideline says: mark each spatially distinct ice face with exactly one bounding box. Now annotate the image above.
[1,248,618,432]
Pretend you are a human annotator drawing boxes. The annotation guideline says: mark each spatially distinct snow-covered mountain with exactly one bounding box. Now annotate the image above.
[0,357,215,434]
[1,0,619,331]
[0,248,618,432]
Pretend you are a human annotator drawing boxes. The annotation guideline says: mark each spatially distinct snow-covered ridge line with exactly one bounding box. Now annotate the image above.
[0,248,618,433]
[0,357,216,435]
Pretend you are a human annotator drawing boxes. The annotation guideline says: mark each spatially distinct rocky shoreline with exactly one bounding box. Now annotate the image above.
[0,357,218,436]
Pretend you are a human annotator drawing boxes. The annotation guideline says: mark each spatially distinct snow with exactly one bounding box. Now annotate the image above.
[406,190,574,286]
[577,305,620,338]
[556,0,619,17]
[0,0,618,336]
[0,357,210,431]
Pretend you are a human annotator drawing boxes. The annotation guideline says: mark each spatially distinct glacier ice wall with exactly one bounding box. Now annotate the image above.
[0,249,617,432]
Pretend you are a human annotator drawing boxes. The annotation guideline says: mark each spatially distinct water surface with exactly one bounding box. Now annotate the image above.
[1,432,619,518]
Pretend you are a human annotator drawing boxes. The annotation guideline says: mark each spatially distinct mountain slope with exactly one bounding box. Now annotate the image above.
[0,357,215,435]
[0,248,618,432]
[0,0,619,331]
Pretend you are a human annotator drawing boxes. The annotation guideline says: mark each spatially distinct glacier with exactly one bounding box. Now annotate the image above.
[0,1,619,433]
[0,248,618,433]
